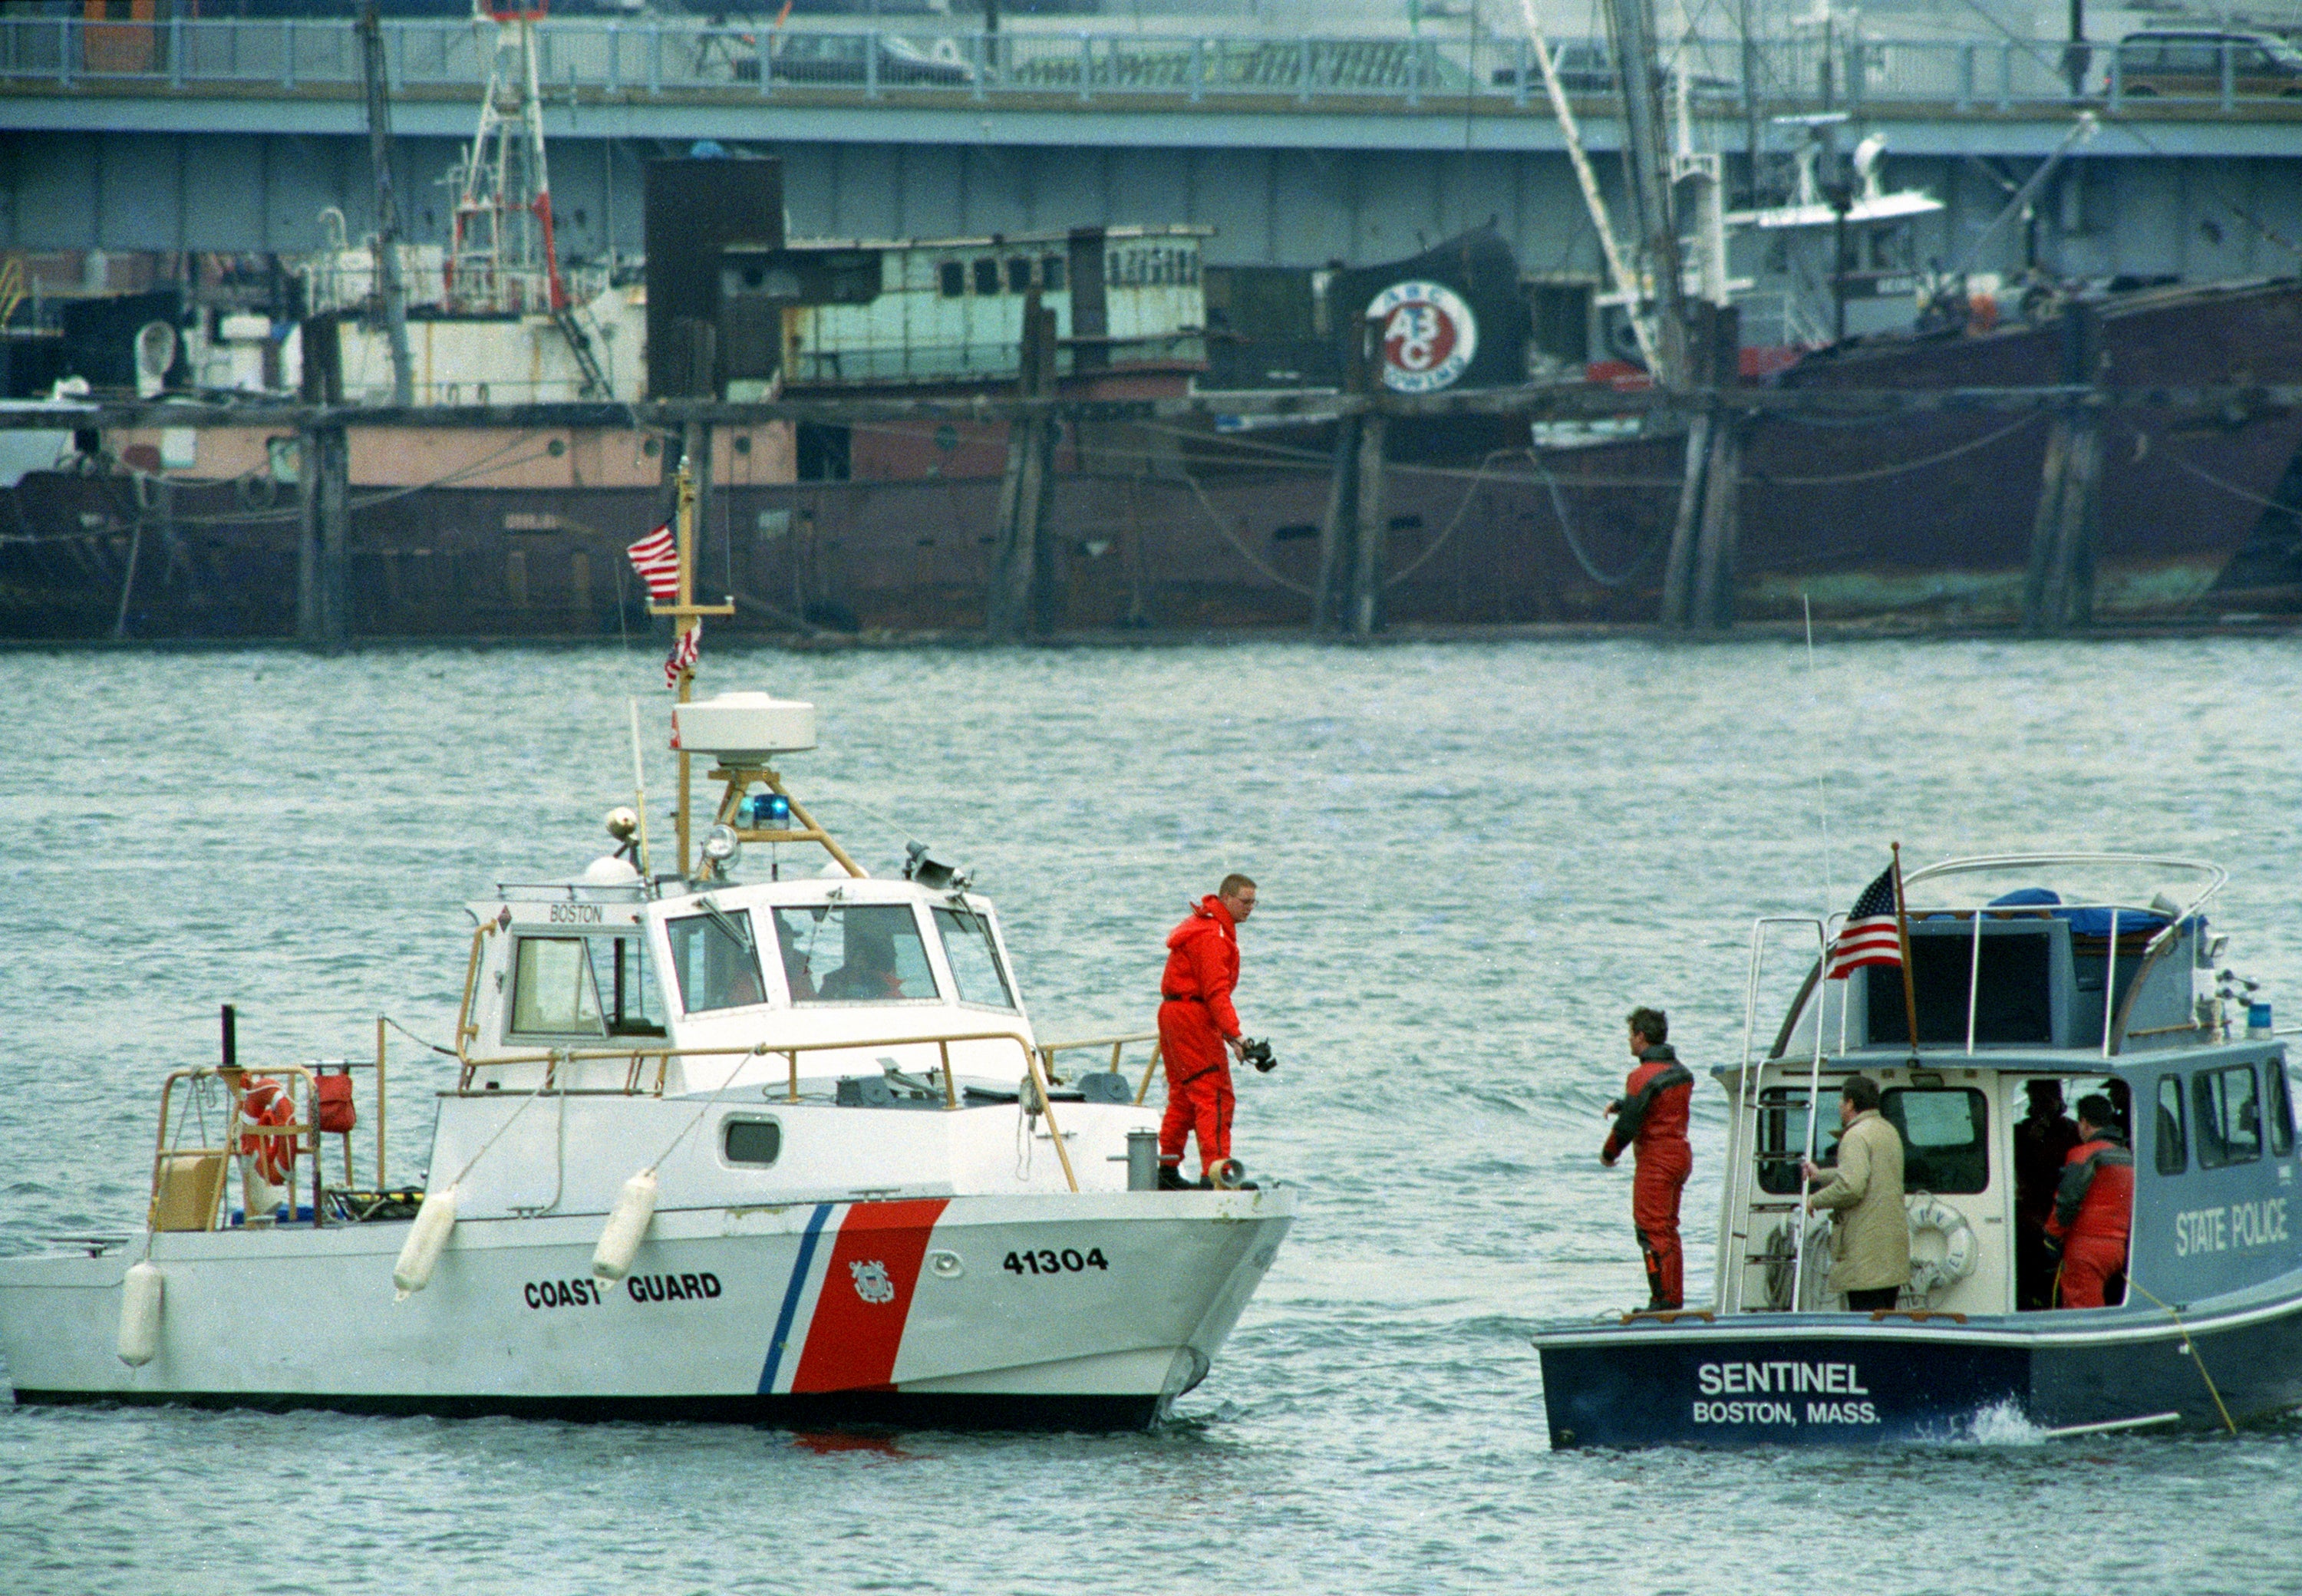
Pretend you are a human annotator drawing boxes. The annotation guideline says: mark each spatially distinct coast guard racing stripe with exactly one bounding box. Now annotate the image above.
[758,1199,948,1394]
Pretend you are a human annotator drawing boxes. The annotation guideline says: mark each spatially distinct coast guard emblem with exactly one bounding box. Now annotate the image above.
[1367,280,1478,394]
[849,1259,896,1304]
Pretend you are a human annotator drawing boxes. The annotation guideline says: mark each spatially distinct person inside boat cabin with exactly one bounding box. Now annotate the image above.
[2014,1080,2083,1310]
[2045,1093,2134,1310]
[1601,1007,1694,1311]
[1800,1074,1911,1311]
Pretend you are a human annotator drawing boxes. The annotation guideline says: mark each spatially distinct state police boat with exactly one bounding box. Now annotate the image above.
[1534,854,2302,1448]
[0,674,1291,1429]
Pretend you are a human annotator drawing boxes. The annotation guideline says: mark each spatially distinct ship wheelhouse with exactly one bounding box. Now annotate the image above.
[1717,856,2298,1321]
[466,872,1035,1100]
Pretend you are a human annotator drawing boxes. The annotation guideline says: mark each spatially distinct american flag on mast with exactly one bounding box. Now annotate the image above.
[1826,864,1905,980]
[665,620,701,690]
[625,523,680,603]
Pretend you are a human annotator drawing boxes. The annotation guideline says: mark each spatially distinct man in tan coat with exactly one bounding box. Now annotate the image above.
[1800,1074,1909,1311]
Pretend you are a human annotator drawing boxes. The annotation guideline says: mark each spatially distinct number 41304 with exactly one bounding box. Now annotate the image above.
[1004,1247,1108,1275]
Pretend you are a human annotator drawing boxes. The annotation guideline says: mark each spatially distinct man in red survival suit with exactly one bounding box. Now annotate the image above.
[1156,874,1257,1189]
[2045,1093,2134,1308]
[1601,1007,1695,1311]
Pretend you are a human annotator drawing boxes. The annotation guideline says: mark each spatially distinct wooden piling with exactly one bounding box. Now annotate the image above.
[2023,305,2102,633]
[988,296,1058,641]
[295,424,348,651]
[1691,414,1742,628]
[1663,304,1742,630]
[1659,412,1712,627]
[1349,408,1388,636]
[1315,327,1371,634]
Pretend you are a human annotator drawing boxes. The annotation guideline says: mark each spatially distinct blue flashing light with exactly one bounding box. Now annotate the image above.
[750,793,793,829]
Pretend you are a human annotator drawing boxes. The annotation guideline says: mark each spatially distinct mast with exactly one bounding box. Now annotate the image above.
[655,463,733,878]
[446,0,566,315]
[1510,0,1664,374]
[358,4,413,406]
[1603,0,1691,387]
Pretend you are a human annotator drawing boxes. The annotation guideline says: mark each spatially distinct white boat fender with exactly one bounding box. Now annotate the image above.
[591,1169,660,1282]
[392,1185,460,1301]
[115,1260,163,1367]
[1905,1195,1977,1298]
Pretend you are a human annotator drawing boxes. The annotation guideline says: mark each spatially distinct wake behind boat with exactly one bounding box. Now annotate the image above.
[1535,853,2302,1447]
[0,480,1292,1429]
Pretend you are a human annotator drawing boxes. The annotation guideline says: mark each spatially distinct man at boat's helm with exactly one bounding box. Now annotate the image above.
[2044,1094,2135,1309]
[1601,1007,1694,1311]
[1156,874,1257,1190]
[1800,1075,1910,1311]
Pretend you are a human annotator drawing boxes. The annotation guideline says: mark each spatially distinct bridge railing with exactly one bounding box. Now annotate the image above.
[5,15,2295,119]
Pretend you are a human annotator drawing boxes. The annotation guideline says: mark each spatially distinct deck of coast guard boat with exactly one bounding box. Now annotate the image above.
[1535,854,2302,1447]
[0,480,1291,1429]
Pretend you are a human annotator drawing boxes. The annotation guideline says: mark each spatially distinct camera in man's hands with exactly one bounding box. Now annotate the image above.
[1240,1037,1278,1073]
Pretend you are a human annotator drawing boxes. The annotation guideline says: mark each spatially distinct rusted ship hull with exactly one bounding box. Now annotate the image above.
[8,282,2300,639]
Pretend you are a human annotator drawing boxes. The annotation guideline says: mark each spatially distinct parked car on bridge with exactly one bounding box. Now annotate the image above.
[736,30,976,87]
[2110,30,2302,97]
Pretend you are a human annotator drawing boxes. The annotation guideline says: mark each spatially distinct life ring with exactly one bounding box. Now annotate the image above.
[1905,1195,1977,1299]
[238,1075,298,1186]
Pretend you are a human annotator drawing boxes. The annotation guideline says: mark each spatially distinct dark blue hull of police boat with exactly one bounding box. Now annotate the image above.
[1535,1283,2302,1448]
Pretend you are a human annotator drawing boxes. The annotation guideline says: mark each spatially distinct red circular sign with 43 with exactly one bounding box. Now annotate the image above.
[1367,280,1479,394]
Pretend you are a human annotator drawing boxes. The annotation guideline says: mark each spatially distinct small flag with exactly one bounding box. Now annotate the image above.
[665,620,701,689]
[626,522,678,602]
[1826,865,1903,980]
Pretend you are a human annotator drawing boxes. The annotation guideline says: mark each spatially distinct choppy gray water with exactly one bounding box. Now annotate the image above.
[4,638,2300,1596]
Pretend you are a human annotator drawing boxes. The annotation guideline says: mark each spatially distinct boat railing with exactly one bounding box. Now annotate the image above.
[1830,875,2216,1060]
[1726,917,1829,1314]
[10,16,2297,122]
[459,1027,1103,1191]
[1021,1030,1163,1103]
[149,1065,328,1234]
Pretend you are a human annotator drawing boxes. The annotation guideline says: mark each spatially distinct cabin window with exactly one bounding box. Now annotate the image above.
[2267,1062,2295,1159]
[585,934,665,1037]
[1881,1087,1990,1193]
[773,903,938,1004]
[510,937,605,1036]
[2194,1063,2262,1168]
[1006,257,1033,293]
[971,257,1000,296]
[938,262,965,298]
[933,905,1016,1011]
[1041,253,1066,292]
[665,908,766,1014]
[1865,929,2051,1046]
[2155,1073,2188,1175]
[1754,1086,1815,1195]
[721,1115,781,1167]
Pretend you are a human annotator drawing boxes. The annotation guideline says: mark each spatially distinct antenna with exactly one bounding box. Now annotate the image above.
[1803,592,1835,914]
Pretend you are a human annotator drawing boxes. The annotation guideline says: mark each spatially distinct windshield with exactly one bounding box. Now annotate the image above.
[586,933,666,1036]
[934,905,1017,1010]
[665,908,766,1013]
[773,903,939,1004]
[511,937,604,1036]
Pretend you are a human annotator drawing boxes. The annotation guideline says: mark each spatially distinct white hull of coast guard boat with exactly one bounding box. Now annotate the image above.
[0,1189,1291,1428]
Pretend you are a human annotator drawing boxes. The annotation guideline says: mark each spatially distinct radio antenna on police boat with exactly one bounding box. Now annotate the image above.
[1803,593,1836,914]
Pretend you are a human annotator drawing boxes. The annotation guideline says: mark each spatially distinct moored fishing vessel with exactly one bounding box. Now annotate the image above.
[0,483,1292,1427]
[1535,853,2302,1447]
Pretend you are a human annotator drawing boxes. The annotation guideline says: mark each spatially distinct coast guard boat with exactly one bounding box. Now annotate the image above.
[0,489,1291,1429]
[1535,854,2302,1447]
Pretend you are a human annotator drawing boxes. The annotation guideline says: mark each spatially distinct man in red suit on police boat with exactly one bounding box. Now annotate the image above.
[1601,1006,1695,1311]
[1156,874,1258,1190]
[2046,1093,2134,1308]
